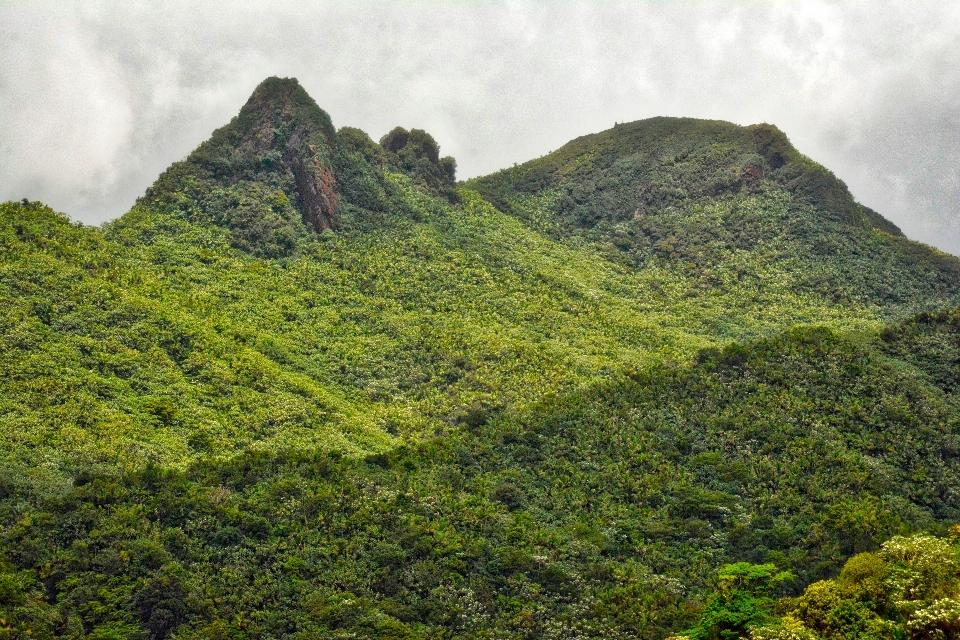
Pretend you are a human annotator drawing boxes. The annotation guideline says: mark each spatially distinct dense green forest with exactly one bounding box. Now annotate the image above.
[3,77,960,638]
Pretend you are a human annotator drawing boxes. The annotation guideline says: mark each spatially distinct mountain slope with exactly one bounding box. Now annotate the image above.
[466,117,960,318]
[5,315,960,639]
[3,77,960,639]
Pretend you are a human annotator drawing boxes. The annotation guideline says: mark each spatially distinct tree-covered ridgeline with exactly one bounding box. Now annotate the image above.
[4,77,960,638]
[465,117,960,319]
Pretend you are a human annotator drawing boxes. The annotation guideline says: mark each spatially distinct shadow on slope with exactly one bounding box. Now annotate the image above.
[5,313,960,638]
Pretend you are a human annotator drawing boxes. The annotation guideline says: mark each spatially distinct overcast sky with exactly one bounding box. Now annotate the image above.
[1,1,958,253]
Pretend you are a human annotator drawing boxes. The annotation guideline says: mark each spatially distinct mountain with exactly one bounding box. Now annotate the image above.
[466,117,960,318]
[133,77,457,257]
[3,77,960,639]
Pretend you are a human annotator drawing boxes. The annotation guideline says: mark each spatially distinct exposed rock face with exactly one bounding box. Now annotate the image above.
[230,77,339,231]
[293,145,338,232]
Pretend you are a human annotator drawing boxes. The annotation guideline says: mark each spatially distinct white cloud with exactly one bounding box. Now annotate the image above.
[1,0,958,253]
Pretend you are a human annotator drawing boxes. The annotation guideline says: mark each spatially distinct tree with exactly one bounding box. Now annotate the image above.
[687,563,795,640]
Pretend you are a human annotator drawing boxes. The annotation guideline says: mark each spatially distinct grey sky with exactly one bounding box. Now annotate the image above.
[1,1,958,253]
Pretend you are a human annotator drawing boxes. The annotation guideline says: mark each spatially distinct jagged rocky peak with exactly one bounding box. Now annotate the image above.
[222,76,339,232]
[134,78,465,253]
[137,76,342,241]
[232,76,335,151]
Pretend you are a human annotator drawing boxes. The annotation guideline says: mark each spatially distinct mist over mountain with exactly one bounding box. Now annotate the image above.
[3,76,960,639]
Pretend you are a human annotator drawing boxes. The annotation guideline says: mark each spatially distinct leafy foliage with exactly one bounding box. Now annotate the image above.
[379,126,458,201]
[721,531,960,640]
[5,302,960,637]
[684,563,794,640]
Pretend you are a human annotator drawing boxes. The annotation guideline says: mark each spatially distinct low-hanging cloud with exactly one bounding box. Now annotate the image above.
[1,1,958,253]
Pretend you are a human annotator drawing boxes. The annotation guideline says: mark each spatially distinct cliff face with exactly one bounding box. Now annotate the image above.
[292,144,338,232]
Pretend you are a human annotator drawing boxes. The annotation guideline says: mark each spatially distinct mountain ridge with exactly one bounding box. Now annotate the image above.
[468,116,891,231]
[466,114,960,319]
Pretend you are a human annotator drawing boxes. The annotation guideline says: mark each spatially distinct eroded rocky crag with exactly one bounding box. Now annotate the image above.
[134,77,457,256]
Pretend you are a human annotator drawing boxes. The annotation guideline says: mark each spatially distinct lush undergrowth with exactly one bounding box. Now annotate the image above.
[4,77,960,639]
[0,178,888,488]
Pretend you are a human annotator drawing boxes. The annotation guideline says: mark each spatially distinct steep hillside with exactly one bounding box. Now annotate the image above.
[5,316,960,639]
[5,79,914,488]
[3,77,960,639]
[466,118,960,318]
[136,77,457,258]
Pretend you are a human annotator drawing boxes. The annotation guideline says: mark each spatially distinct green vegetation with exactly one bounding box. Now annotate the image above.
[684,563,795,640]
[3,77,960,638]
[466,118,960,318]
[680,530,960,639]
[379,126,458,201]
